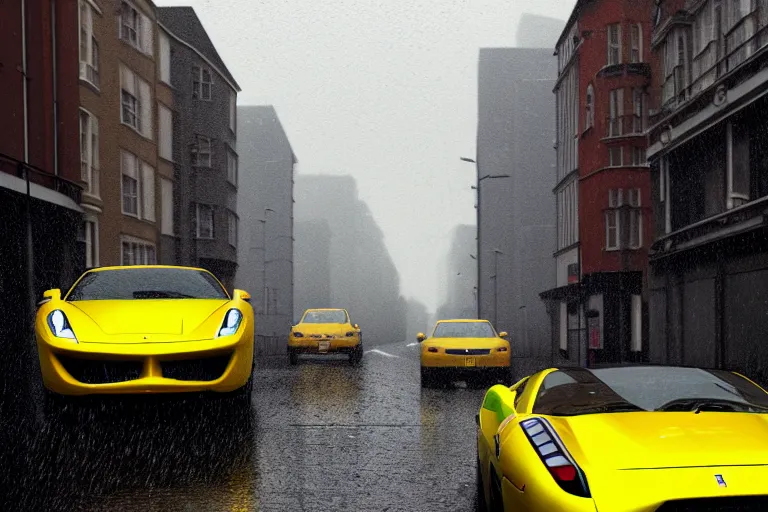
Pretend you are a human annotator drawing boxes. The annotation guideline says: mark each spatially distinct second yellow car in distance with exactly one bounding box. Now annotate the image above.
[418,319,511,387]
[288,309,363,365]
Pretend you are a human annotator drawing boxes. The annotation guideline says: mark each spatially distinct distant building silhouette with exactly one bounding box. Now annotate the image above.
[294,220,332,319]
[294,175,406,344]
[436,225,476,320]
[516,14,566,48]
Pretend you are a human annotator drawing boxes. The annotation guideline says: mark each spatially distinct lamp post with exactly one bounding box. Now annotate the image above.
[460,157,510,323]
[492,248,503,329]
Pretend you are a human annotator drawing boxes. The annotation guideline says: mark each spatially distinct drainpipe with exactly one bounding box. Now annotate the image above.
[51,0,58,175]
[21,0,37,328]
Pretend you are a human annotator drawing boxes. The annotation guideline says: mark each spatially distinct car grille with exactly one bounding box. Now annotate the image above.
[656,496,768,511]
[445,349,491,356]
[57,355,143,384]
[310,334,335,339]
[161,354,232,382]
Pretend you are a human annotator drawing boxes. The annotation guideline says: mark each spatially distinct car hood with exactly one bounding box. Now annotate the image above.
[65,299,231,342]
[550,412,768,470]
[424,337,506,349]
[294,323,353,336]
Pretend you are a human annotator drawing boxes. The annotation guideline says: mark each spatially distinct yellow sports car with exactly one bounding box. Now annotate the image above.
[476,365,768,511]
[35,265,254,401]
[418,319,510,387]
[288,308,363,365]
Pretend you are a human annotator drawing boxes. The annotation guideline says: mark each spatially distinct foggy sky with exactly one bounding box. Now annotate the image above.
[157,0,575,312]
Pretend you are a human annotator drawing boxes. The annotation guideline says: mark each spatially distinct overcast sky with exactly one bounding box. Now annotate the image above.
[157,0,574,312]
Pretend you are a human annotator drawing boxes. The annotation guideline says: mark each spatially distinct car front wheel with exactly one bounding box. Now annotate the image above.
[288,349,299,366]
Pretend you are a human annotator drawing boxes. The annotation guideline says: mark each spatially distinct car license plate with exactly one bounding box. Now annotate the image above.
[318,340,330,352]
[465,357,476,367]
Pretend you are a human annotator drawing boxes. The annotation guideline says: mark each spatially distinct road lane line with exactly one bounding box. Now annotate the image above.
[364,348,400,358]
[406,342,418,347]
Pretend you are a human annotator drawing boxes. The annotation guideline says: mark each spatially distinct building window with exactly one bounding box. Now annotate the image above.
[631,147,646,166]
[606,189,622,250]
[121,237,156,265]
[628,188,642,249]
[79,109,100,197]
[729,121,751,208]
[121,150,155,221]
[158,103,173,161]
[632,88,644,133]
[120,1,153,55]
[229,91,236,133]
[120,65,153,138]
[80,217,99,269]
[631,295,642,351]
[161,178,174,236]
[557,179,578,250]
[607,24,622,65]
[193,66,212,100]
[630,24,642,63]
[608,147,623,167]
[196,204,214,239]
[608,88,624,137]
[559,302,568,351]
[606,188,642,250]
[585,84,595,130]
[191,136,212,167]
[159,30,171,84]
[79,1,99,88]
[228,211,238,247]
[227,149,238,185]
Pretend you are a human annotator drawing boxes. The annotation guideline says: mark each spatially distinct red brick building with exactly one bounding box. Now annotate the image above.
[0,1,83,340]
[541,0,657,367]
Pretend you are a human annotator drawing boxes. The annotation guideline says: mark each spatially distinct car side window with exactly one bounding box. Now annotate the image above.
[513,377,529,410]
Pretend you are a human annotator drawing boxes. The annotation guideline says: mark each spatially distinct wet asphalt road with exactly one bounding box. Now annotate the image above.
[1,340,530,512]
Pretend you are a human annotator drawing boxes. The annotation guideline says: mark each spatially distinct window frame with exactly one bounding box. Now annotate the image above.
[79,108,100,198]
[630,23,642,63]
[119,0,153,55]
[585,84,595,130]
[227,148,238,185]
[607,23,622,65]
[192,65,213,101]
[191,136,212,167]
[120,236,157,266]
[196,204,215,240]
[78,0,100,89]
[228,210,238,247]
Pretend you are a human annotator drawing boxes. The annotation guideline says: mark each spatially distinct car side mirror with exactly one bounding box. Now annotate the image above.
[499,331,509,338]
[39,288,61,306]
[417,333,426,343]
[234,289,251,303]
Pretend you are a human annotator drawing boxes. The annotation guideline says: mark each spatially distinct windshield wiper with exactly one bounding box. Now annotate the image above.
[655,398,768,413]
[133,291,196,299]
[548,401,645,416]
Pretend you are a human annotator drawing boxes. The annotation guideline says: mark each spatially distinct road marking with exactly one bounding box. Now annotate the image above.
[406,342,418,347]
[364,349,400,358]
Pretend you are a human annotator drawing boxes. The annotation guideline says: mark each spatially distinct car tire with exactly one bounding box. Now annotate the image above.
[476,457,487,512]
[288,349,299,366]
[421,367,437,388]
[349,344,364,365]
[489,467,504,512]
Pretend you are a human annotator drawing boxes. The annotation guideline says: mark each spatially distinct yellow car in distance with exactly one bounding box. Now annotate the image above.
[35,266,255,405]
[477,365,768,511]
[288,309,363,365]
[418,319,511,387]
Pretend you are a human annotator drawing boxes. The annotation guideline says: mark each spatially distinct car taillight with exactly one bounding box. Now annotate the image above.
[293,332,304,338]
[520,417,590,498]
[427,347,438,353]
[497,347,508,352]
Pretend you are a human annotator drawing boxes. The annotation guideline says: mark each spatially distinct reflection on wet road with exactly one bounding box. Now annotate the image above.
[3,341,490,511]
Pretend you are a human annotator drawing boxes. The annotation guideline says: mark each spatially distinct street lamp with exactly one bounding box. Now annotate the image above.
[492,249,503,329]
[460,156,510,322]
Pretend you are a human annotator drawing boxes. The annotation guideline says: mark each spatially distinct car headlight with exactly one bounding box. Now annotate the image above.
[47,310,77,343]
[217,309,243,337]
[292,332,304,338]
[345,331,355,337]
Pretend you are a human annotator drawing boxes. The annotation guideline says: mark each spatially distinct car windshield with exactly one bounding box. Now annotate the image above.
[432,322,496,338]
[65,268,229,301]
[532,367,768,416]
[302,310,348,324]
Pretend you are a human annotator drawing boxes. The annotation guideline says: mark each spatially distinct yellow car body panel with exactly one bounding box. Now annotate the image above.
[34,265,254,396]
[420,319,510,369]
[288,308,360,354]
[477,368,768,511]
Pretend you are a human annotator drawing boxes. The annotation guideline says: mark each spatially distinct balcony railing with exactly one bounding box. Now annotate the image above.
[658,10,768,115]
[650,194,768,260]
[0,152,83,205]
[605,114,646,138]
